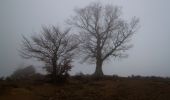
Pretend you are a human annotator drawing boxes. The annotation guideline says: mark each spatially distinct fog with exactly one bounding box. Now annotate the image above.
[0,0,170,77]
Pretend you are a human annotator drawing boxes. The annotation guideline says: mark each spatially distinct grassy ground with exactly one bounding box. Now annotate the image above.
[0,77,170,100]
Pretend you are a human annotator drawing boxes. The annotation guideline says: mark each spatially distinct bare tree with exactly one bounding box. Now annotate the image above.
[68,2,139,77]
[20,26,79,82]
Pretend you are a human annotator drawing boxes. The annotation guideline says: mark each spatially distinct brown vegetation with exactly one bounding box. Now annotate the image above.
[0,76,170,100]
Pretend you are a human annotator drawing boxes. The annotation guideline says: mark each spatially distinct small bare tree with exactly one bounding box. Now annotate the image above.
[68,2,139,77]
[20,26,79,82]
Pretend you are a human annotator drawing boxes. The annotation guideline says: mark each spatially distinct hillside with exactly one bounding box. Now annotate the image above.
[0,77,170,100]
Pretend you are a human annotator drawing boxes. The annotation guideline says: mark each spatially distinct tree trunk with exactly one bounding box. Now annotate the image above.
[94,60,103,78]
[52,62,57,83]
[94,40,104,78]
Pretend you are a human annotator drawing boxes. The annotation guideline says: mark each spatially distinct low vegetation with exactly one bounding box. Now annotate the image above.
[0,75,170,100]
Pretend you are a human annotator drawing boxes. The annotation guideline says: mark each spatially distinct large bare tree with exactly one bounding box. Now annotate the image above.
[68,2,139,77]
[20,26,79,82]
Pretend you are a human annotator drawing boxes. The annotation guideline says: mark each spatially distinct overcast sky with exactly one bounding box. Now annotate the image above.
[0,0,170,77]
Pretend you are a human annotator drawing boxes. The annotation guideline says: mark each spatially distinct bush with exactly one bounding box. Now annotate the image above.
[74,72,85,79]
[10,65,36,80]
[0,77,4,81]
[44,59,72,83]
[112,74,119,78]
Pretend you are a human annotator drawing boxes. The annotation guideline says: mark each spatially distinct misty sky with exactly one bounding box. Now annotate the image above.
[0,0,170,77]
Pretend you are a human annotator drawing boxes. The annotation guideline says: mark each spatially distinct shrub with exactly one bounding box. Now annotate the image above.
[112,74,119,80]
[74,72,85,79]
[10,65,36,80]
[0,77,4,81]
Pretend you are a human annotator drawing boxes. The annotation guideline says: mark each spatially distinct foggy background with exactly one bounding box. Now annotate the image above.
[0,0,170,77]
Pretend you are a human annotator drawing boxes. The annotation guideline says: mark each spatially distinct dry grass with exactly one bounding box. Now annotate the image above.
[0,77,170,100]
